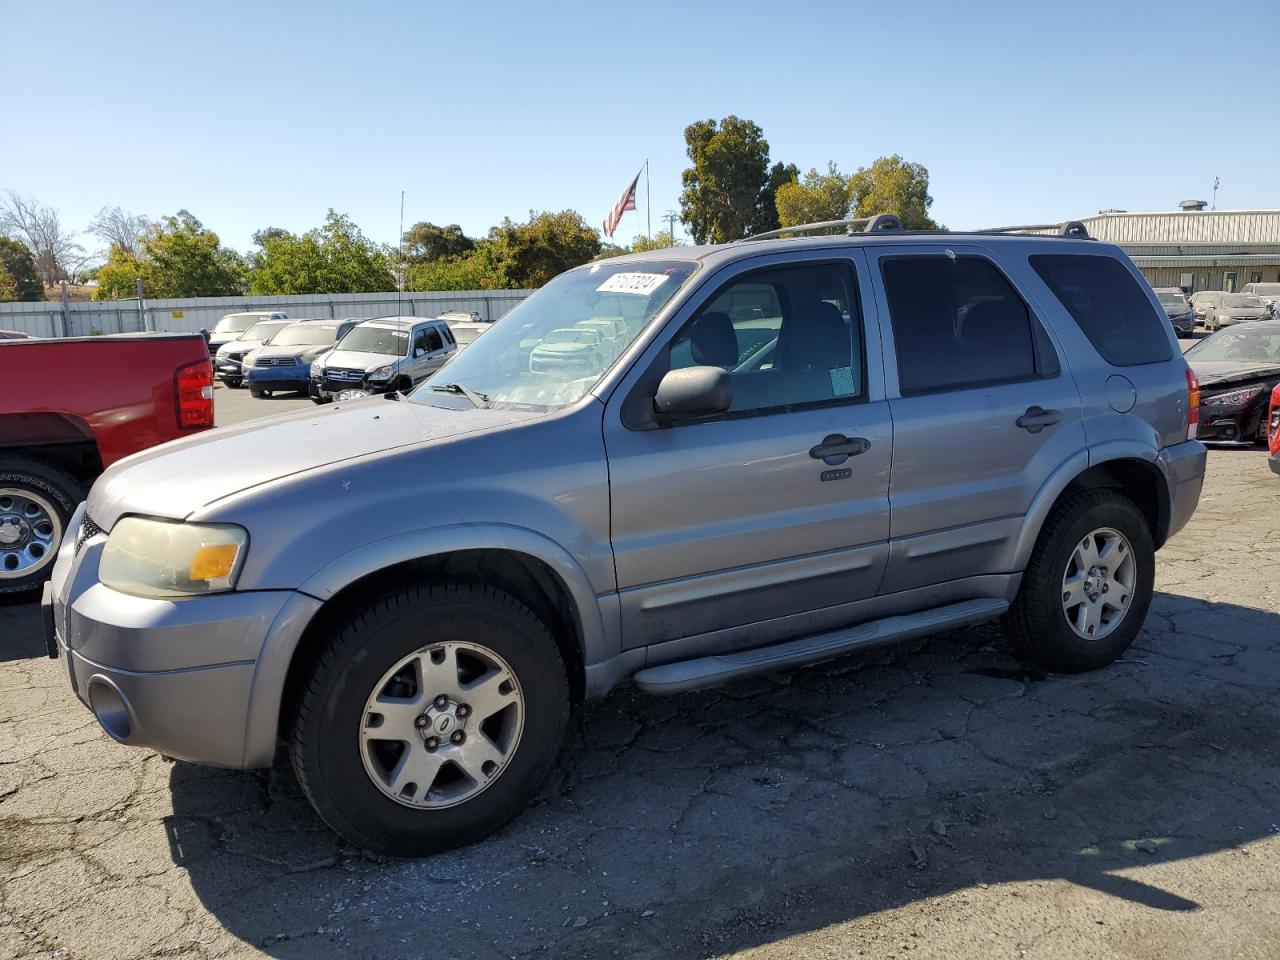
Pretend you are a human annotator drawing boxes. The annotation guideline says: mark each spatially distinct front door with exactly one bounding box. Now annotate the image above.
[603,254,893,656]
[868,245,1086,594]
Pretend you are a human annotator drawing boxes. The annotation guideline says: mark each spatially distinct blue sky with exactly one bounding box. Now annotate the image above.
[7,0,1278,256]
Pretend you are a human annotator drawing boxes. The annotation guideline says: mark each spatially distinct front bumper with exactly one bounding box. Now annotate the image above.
[312,375,395,399]
[48,505,319,768]
[247,365,309,391]
[215,358,245,380]
[1270,453,1280,476]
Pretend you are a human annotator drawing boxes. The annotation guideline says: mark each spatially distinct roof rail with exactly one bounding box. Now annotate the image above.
[973,221,1091,239]
[737,214,902,243]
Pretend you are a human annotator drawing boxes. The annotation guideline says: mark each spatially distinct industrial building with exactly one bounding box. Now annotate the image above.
[1076,203,1280,293]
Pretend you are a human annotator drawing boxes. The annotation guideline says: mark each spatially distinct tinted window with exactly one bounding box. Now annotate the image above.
[425,328,444,352]
[669,262,863,415]
[881,256,1038,394]
[1030,254,1173,366]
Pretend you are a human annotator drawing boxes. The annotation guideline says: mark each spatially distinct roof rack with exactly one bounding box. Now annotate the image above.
[738,214,903,243]
[972,221,1090,239]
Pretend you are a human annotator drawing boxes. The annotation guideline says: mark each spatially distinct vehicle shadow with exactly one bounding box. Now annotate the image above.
[168,592,1280,958]
[0,592,45,663]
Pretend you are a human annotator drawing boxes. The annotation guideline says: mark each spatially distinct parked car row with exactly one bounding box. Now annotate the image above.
[1185,286,1276,333]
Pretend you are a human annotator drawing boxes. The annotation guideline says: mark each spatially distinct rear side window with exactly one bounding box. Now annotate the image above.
[1030,254,1172,366]
[881,255,1041,394]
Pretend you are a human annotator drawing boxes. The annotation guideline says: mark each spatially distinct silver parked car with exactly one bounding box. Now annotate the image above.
[1190,290,1223,325]
[46,217,1205,857]
[308,316,456,403]
[213,318,293,387]
[1203,293,1268,331]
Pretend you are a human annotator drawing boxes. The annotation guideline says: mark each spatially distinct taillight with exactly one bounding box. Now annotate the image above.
[1269,384,1280,448]
[1185,365,1200,441]
[175,359,215,429]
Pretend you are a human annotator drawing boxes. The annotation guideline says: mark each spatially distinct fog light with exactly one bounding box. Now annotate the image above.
[87,676,133,743]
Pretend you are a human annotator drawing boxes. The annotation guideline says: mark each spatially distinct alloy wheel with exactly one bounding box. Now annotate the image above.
[1061,526,1137,641]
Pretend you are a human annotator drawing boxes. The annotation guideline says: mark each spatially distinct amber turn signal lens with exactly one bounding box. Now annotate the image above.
[189,543,240,581]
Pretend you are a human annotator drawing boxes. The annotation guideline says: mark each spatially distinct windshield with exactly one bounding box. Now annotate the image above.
[1222,295,1263,308]
[214,314,259,334]
[1186,322,1280,362]
[414,260,698,410]
[339,326,409,355]
[271,323,342,347]
[242,320,290,341]
[1156,292,1187,307]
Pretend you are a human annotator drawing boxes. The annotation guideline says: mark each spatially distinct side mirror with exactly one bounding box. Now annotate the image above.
[653,366,732,423]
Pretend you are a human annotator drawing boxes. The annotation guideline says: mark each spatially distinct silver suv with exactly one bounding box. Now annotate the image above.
[45,217,1206,857]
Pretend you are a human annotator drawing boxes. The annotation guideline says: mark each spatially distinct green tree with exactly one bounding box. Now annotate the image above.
[489,210,601,287]
[848,155,940,229]
[408,241,510,291]
[249,211,395,294]
[403,222,474,264]
[775,162,853,227]
[0,237,44,301]
[92,211,246,300]
[631,231,675,252]
[679,116,791,243]
[0,261,15,302]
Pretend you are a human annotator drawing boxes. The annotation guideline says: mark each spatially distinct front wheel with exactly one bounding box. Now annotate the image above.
[290,583,569,857]
[0,456,80,594]
[1005,489,1154,672]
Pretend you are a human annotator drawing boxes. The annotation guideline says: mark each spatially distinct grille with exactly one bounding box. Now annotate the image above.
[326,368,365,382]
[255,355,298,368]
[76,515,103,554]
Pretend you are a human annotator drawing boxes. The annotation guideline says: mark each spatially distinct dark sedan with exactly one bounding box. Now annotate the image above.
[1155,289,1195,337]
[1185,320,1280,444]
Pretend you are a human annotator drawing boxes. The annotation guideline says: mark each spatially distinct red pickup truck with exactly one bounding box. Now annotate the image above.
[0,334,214,593]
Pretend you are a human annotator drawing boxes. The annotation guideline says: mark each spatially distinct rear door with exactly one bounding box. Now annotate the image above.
[869,244,1086,594]
[603,252,894,656]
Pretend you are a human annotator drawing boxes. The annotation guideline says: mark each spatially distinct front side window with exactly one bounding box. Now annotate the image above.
[1030,254,1173,367]
[424,328,444,352]
[668,262,863,415]
[417,260,698,410]
[882,255,1038,394]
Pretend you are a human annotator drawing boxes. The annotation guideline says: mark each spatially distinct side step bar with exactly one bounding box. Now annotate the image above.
[631,598,1009,695]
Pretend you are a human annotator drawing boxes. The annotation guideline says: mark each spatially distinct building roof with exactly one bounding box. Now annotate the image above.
[1079,210,1280,245]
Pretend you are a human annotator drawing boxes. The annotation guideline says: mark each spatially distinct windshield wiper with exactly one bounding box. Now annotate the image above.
[429,382,488,408]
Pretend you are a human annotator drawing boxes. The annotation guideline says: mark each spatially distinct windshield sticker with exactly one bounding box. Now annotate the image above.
[596,272,670,296]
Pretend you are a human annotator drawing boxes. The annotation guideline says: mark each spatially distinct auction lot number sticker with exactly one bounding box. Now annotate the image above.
[596,272,670,296]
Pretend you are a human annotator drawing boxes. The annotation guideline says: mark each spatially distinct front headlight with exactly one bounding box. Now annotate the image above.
[99,516,249,598]
[1201,385,1264,407]
[371,365,395,380]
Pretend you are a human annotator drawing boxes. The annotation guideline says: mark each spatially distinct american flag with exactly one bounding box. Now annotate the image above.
[603,169,642,239]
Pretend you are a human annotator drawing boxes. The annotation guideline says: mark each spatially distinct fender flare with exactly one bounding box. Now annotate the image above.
[240,523,611,767]
[1010,442,1170,572]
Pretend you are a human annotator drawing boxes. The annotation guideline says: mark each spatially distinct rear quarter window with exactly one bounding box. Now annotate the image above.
[1030,254,1172,366]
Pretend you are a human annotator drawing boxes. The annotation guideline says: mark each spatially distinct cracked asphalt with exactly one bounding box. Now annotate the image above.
[3,407,1280,957]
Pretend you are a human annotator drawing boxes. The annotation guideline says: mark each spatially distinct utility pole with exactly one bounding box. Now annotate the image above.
[135,278,148,332]
[661,210,680,246]
[1212,176,1220,210]
[645,160,651,241]
[397,190,405,316]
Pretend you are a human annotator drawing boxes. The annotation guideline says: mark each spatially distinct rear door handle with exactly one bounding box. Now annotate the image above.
[809,434,871,465]
[1016,405,1061,434]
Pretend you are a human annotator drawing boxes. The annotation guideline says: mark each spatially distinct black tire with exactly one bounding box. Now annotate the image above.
[310,395,332,405]
[290,583,570,857]
[1004,489,1154,673]
[223,377,242,389]
[0,456,81,595]
[249,386,269,399]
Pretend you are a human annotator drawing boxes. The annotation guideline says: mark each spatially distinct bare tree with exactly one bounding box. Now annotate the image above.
[87,205,149,257]
[0,191,84,286]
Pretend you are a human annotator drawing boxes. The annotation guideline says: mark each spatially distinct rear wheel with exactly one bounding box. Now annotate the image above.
[1005,489,1154,672]
[0,457,80,595]
[290,583,570,857]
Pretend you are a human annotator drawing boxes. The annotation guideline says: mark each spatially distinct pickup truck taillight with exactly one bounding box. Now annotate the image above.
[1269,383,1280,453]
[175,359,215,429]
[1185,365,1200,441]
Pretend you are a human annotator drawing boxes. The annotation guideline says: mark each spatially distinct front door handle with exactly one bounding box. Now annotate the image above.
[809,434,871,465]
[1016,405,1061,434]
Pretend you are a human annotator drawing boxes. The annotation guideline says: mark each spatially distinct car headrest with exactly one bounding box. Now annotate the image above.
[786,301,847,371]
[689,311,738,367]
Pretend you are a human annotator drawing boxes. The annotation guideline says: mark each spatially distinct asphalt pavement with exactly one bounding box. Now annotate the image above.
[2,388,1279,960]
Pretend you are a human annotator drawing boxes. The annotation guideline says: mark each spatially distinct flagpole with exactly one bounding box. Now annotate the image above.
[645,159,651,241]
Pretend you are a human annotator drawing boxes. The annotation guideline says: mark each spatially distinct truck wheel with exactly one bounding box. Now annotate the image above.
[1004,489,1154,673]
[0,456,81,594]
[290,583,569,857]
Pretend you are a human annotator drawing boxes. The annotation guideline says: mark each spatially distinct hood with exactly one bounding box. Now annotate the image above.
[254,343,333,362]
[218,337,268,357]
[1162,304,1190,317]
[317,348,402,371]
[1188,359,1280,388]
[87,399,541,527]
